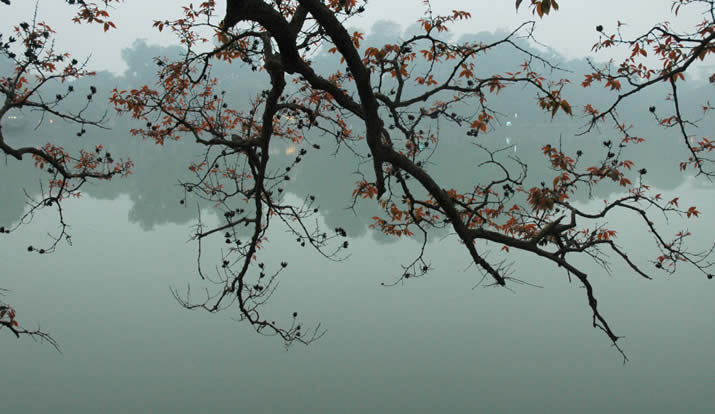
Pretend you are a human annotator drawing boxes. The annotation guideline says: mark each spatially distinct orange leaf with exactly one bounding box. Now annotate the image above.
[686,206,700,218]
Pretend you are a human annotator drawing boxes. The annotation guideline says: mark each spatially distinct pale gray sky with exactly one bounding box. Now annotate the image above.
[0,0,710,75]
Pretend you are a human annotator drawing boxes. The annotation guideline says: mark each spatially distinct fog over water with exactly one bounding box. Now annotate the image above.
[1,3,714,413]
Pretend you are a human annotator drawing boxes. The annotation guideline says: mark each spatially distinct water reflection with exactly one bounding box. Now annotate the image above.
[1,35,711,242]
[0,179,712,413]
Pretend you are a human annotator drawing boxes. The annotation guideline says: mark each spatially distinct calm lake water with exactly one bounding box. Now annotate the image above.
[1,166,713,413]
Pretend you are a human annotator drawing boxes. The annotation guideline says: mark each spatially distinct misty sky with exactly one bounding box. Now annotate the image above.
[1,0,712,76]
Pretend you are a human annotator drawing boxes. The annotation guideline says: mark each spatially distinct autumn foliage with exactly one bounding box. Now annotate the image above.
[1,0,713,360]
